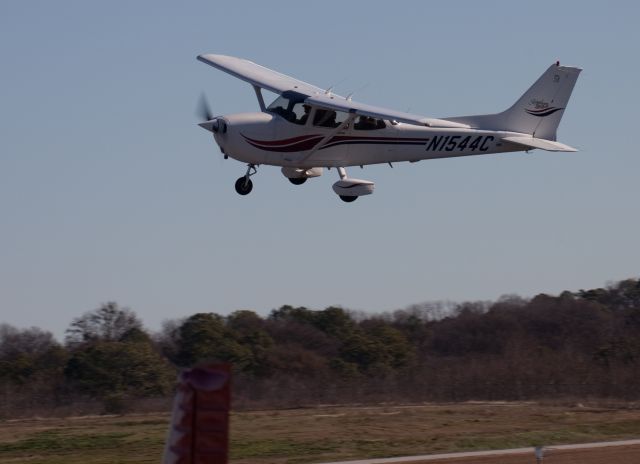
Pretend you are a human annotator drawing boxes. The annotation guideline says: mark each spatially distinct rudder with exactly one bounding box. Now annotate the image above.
[447,62,582,141]
[501,62,582,140]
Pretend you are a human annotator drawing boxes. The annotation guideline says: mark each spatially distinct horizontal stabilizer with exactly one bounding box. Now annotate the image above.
[502,136,577,152]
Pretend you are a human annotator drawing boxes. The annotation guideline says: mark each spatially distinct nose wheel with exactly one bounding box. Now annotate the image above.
[234,164,257,196]
[235,177,253,195]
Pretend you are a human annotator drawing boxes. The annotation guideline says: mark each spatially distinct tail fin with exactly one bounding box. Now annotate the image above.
[448,62,582,141]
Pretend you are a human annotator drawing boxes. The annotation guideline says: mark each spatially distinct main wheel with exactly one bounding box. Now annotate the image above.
[339,195,357,203]
[235,177,253,195]
[288,177,307,185]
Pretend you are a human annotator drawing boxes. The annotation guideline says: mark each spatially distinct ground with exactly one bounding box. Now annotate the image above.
[0,402,639,463]
[410,445,640,464]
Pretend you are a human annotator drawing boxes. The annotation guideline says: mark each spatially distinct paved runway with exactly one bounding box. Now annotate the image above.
[319,439,640,464]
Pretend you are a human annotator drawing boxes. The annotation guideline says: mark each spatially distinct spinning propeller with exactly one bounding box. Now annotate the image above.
[197,94,223,133]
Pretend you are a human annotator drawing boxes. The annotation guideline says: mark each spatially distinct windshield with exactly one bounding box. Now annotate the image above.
[266,94,350,128]
[267,95,309,125]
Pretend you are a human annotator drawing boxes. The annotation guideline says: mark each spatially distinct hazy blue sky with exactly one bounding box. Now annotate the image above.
[1,1,639,339]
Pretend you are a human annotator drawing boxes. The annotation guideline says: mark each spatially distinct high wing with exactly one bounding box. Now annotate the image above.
[197,54,469,129]
[197,54,325,97]
[305,94,469,129]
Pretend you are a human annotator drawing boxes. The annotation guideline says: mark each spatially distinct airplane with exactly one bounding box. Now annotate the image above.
[197,54,581,202]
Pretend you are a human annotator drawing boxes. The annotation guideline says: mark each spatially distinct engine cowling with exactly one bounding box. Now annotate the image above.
[281,167,323,179]
[332,178,375,198]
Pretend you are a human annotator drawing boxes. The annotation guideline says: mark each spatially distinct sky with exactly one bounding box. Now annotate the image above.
[1,1,639,340]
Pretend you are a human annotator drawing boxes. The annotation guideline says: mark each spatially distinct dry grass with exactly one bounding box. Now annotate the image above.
[1,402,639,463]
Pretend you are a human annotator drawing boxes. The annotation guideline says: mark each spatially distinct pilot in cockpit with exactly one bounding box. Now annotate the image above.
[314,109,337,127]
[299,104,312,125]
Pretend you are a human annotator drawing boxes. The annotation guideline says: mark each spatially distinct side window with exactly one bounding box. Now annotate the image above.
[313,109,349,128]
[266,95,309,124]
[290,103,311,125]
[354,116,386,130]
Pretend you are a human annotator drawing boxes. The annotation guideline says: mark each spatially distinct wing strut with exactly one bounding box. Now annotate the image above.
[253,86,266,112]
[300,114,357,162]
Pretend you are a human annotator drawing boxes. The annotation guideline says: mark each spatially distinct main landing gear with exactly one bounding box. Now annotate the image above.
[336,167,357,203]
[235,164,257,195]
[332,167,375,202]
[233,164,373,202]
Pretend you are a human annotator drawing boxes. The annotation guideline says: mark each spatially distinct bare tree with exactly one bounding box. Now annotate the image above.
[65,302,143,347]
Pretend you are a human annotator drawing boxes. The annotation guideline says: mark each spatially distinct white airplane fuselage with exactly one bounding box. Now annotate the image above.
[215,111,520,169]
[197,54,581,201]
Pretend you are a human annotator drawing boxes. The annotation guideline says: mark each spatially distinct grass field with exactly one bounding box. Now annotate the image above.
[1,402,639,463]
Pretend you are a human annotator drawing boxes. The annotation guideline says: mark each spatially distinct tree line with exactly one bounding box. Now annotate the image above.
[1,278,639,417]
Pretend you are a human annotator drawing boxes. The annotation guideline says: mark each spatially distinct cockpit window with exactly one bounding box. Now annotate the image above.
[354,116,386,130]
[266,94,350,128]
[266,94,309,125]
[312,109,349,128]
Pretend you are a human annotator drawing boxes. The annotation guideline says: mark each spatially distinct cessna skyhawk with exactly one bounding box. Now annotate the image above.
[197,54,581,202]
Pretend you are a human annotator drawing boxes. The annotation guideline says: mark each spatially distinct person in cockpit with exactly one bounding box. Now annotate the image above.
[298,104,312,125]
[314,109,337,127]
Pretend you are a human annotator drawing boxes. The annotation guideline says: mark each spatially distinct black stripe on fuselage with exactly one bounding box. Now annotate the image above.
[320,139,429,150]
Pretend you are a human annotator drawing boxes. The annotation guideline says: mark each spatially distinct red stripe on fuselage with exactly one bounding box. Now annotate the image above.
[242,134,322,147]
[242,134,432,152]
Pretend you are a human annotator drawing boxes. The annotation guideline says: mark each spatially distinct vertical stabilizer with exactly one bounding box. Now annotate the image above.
[448,63,582,140]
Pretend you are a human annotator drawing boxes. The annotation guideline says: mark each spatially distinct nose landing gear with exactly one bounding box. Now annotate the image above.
[235,164,257,195]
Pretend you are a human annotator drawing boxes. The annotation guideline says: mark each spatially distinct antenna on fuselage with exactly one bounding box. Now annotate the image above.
[345,82,370,102]
[324,76,350,97]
